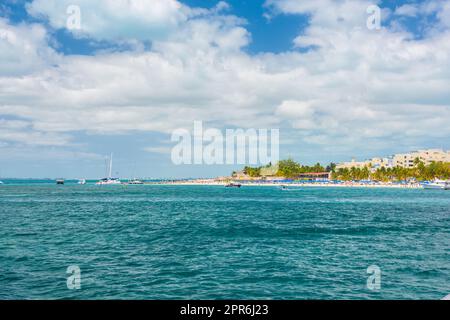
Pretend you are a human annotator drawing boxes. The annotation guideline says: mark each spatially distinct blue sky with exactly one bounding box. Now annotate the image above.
[2,0,309,55]
[2,0,431,54]
[1,0,450,178]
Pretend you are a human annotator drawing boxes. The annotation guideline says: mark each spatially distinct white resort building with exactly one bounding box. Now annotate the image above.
[392,149,450,168]
[335,159,371,170]
[336,149,450,170]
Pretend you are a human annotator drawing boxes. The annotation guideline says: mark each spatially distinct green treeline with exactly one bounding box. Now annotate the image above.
[334,160,450,181]
[238,158,450,181]
[275,159,334,178]
[240,159,336,179]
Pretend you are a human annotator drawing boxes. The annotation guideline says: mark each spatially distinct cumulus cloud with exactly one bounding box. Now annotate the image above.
[0,18,59,76]
[26,0,187,41]
[263,0,450,148]
[392,1,450,31]
[1,0,450,161]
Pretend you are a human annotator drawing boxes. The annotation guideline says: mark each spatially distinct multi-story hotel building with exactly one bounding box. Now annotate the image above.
[336,149,450,170]
[335,159,371,170]
[392,149,450,168]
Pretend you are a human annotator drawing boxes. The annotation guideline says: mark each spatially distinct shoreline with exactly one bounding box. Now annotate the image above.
[0,179,424,189]
[146,181,423,189]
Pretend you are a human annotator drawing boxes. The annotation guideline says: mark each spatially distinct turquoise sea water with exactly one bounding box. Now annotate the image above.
[0,181,449,299]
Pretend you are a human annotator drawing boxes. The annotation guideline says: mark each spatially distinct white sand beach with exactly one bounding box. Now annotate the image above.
[149,180,422,189]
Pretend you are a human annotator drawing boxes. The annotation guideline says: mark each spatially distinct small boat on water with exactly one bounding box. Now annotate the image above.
[96,153,121,185]
[421,179,449,190]
[279,184,303,191]
[225,182,241,188]
[56,179,65,185]
[128,179,144,185]
[78,179,86,185]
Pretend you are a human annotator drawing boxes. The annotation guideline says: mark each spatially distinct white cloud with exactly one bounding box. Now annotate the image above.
[275,100,314,118]
[26,0,187,41]
[437,1,450,28]
[392,1,450,30]
[266,0,377,29]
[0,18,59,76]
[1,0,450,161]
[395,4,419,17]
[143,146,172,154]
[0,146,102,161]
[0,127,72,146]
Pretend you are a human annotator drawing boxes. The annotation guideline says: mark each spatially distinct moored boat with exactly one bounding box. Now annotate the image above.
[96,153,121,185]
[96,177,121,185]
[225,182,241,188]
[128,179,144,185]
[421,179,449,190]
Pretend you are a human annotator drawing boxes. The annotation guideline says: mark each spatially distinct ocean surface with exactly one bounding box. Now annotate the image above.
[0,181,449,300]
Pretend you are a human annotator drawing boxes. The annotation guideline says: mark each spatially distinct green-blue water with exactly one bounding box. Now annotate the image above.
[0,182,449,299]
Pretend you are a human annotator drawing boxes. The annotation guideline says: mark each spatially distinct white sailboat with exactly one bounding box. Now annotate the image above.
[78,179,86,185]
[96,153,121,185]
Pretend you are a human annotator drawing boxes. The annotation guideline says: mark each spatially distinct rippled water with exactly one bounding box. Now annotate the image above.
[0,182,449,299]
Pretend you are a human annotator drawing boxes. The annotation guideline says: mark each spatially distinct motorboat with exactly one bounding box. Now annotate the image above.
[128,179,144,185]
[225,182,241,188]
[421,179,449,190]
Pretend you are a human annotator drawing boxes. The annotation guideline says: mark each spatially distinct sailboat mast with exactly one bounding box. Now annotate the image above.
[109,153,113,178]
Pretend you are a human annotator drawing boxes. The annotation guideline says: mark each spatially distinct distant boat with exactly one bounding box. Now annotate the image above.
[56,179,65,185]
[128,179,144,185]
[96,153,121,185]
[225,182,241,188]
[279,185,301,191]
[421,179,449,190]
[78,179,86,185]
[127,161,143,185]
